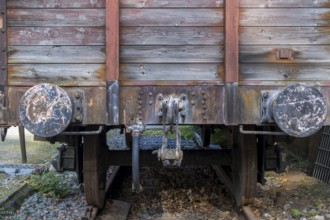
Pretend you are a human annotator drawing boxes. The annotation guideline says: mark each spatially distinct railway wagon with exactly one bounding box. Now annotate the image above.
[1,0,330,208]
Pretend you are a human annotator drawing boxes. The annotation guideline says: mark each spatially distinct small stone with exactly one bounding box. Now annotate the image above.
[263,213,272,218]
[314,216,325,220]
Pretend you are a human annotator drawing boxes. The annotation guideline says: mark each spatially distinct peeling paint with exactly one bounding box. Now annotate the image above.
[273,83,327,137]
[19,83,72,137]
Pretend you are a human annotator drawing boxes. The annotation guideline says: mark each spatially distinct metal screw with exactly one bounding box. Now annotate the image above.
[263,92,269,99]
[75,92,81,99]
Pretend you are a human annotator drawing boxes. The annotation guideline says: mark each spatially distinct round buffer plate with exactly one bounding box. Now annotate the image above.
[19,83,73,137]
[272,83,327,137]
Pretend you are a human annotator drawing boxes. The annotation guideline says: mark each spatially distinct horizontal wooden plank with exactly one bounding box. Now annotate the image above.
[120,64,224,81]
[8,0,105,8]
[240,9,330,27]
[8,27,105,46]
[8,46,105,64]
[240,45,330,63]
[120,80,223,86]
[120,0,223,8]
[8,9,105,27]
[121,9,223,26]
[120,46,223,63]
[240,27,330,45]
[8,64,106,85]
[240,63,330,81]
[240,0,330,8]
[121,27,223,45]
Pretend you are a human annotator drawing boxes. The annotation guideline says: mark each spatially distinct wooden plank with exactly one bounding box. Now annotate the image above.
[120,9,223,27]
[120,64,224,81]
[0,0,7,86]
[120,46,223,63]
[240,45,330,63]
[100,200,131,220]
[120,0,224,8]
[8,64,106,85]
[107,0,120,81]
[8,0,105,8]
[8,46,105,64]
[240,8,330,27]
[121,27,224,45]
[240,0,330,8]
[8,27,105,46]
[240,63,330,81]
[225,0,239,83]
[8,9,105,27]
[240,27,330,45]
[120,80,223,86]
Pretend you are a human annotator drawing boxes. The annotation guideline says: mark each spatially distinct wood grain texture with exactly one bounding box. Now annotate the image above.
[120,0,223,8]
[120,46,223,63]
[225,0,239,83]
[8,9,105,26]
[240,45,330,63]
[121,27,224,45]
[240,8,330,27]
[8,46,105,64]
[106,0,120,80]
[240,0,330,8]
[120,64,224,81]
[8,27,105,46]
[120,9,223,26]
[240,63,330,81]
[8,64,106,85]
[8,0,106,8]
[240,27,330,45]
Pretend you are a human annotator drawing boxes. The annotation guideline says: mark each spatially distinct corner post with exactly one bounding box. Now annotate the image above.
[224,0,239,125]
[106,0,120,125]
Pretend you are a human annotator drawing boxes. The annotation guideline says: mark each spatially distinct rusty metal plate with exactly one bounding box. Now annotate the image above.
[273,83,327,137]
[19,84,73,137]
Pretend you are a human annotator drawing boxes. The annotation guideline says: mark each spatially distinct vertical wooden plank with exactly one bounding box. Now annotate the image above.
[0,0,7,86]
[106,0,119,81]
[225,0,239,83]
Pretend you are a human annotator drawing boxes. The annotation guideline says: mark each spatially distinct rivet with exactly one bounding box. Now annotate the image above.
[149,92,153,96]
[2,66,5,70]
[149,101,153,105]
[191,101,195,105]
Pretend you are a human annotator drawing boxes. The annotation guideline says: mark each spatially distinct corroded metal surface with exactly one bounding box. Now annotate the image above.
[119,86,225,125]
[19,83,72,137]
[273,83,327,137]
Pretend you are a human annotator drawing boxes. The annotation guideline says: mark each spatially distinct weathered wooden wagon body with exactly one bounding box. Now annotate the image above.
[1,0,330,207]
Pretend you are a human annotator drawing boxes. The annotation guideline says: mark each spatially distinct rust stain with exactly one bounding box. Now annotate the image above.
[95,64,106,80]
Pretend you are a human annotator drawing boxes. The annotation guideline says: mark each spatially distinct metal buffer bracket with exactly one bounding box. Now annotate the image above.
[127,121,145,193]
[154,94,186,167]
